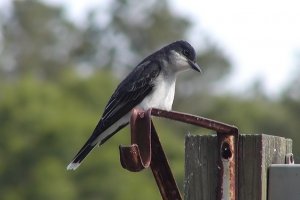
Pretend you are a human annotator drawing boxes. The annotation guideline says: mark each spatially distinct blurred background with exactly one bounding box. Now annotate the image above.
[1,0,300,199]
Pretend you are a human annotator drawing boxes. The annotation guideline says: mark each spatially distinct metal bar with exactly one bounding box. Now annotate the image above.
[150,121,182,200]
[151,108,237,134]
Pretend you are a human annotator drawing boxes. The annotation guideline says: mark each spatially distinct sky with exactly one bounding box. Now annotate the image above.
[2,0,300,96]
[171,0,300,96]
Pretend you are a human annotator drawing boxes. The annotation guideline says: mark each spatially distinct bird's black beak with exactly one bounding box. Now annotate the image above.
[188,60,202,73]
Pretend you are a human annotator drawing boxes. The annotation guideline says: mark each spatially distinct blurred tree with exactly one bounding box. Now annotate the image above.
[282,57,300,100]
[280,60,300,161]
[0,0,231,85]
[109,0,190,60]
[0,1,83,80]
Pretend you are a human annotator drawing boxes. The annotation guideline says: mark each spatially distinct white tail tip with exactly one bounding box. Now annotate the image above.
[67,162,81,170]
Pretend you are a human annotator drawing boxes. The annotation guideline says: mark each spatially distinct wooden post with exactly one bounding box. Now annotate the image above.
[184,134,292,200]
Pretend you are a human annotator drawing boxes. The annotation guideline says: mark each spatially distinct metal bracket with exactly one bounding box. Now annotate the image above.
[119,108,181,200]
[119,108,239,200]
[285,153,294,164]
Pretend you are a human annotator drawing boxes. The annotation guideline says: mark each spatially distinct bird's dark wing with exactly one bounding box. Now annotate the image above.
[68,60,162,166]
[90,60,161,143]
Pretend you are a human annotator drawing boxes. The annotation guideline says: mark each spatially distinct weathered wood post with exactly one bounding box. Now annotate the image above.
[184,134,292,200]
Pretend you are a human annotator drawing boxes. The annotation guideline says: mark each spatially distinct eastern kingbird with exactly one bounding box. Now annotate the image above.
[67,40,201,170]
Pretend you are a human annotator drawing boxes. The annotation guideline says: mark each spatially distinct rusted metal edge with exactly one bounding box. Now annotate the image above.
[150,121,182,200]
[217,132,238,200]
[150,108,238,134]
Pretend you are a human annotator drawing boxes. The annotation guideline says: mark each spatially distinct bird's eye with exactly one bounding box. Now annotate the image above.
[183,49,190,57]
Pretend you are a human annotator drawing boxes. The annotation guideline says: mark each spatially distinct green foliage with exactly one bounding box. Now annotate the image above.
[0,70,189,199]
[0,1,80,79]
[109,0,190,55]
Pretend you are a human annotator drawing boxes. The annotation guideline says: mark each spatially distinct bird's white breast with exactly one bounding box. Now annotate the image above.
[138,73,176,111]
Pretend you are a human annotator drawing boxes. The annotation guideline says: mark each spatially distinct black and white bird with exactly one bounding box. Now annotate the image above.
[67,40,201,170]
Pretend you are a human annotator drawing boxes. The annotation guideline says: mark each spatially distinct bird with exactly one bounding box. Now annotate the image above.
[67,40,201,170]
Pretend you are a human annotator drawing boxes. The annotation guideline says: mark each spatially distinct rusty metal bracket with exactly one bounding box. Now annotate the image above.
[119,108,181,200]
[119,109,152,171]
[119,108,239,200]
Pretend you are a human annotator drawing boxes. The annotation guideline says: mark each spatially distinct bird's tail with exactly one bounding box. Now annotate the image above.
[67,120,129,170]
[67,143,96,170]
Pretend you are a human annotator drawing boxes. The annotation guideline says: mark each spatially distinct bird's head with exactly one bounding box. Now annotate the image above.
[165,40,202,74]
